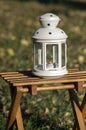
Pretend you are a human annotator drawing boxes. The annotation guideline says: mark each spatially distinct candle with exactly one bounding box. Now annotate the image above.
[38,49,41,64]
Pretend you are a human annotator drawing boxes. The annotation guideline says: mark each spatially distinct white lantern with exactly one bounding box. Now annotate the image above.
[32,13,68,78]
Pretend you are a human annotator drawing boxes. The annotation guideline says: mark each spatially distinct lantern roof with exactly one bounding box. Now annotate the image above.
[40,13,60,28]
[40,13,59,20]
[32,13,68,41]
[32,28,67,40]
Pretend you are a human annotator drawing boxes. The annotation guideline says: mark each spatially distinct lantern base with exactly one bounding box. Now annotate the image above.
[32,68,68,78]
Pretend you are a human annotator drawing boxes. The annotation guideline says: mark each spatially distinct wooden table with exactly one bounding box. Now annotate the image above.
[0,69,86,130]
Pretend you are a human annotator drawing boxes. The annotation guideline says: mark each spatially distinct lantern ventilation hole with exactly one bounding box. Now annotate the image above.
[36,32,39,34]
[49,32,52,35]
[50,14,53,17]
[61,31,64,34]
[47,23,50,26]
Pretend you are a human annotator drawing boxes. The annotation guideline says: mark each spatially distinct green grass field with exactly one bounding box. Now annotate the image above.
[0,1,86,129]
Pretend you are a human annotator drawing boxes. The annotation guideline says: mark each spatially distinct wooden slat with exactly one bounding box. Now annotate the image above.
[37,84,75,91]
[8,74,86,86]
[1,70,86,81]
[2,71,86,80]
[12,79,85,87]
[7,77,30,82]
[8,73,86,82]
[1,70,86,78]
[4,75,28,80]
[7,77,39,82]
[1,74,25,77]
[0,70,86,86]
[1,71,86,79]
[5,77,86,85]
[15,84,86,92]
[3,77,85,86]
[0,72,19,75]
[6,75,86,83]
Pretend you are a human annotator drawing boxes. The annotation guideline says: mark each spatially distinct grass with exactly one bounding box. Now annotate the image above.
[0,1,86,129]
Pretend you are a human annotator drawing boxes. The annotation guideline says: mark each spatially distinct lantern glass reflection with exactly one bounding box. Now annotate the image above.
[62,43,66,67]
[34,43,43,70]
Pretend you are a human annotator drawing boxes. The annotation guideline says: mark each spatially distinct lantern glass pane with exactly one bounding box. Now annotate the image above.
[34,43,43,70]
[62,43,65,67]
[46,44,58,70]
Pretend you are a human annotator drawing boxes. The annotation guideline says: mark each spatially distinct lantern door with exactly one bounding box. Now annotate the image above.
[45,42,67,70]
[62,43,67,67]
[46,43,58,70]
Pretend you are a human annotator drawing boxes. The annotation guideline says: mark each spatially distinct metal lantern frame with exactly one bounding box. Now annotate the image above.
[32,13,68,78]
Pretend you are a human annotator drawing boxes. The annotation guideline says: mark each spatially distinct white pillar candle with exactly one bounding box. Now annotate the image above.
[38,49,41,64]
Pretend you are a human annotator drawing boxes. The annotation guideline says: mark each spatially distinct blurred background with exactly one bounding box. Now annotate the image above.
[0,0,86,130]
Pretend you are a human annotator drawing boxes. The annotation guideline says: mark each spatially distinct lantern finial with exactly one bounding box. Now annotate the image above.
[40,13,60,28]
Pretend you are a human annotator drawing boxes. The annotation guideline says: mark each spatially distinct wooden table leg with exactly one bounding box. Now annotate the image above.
[81,93,86,119]
[6,87,24,130]
[71,93,86,130]
[69,89,86,130]
[16,105,24,130]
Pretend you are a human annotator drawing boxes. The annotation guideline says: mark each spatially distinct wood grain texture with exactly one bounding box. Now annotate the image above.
[0,69,86,130]
[0,70,86,87]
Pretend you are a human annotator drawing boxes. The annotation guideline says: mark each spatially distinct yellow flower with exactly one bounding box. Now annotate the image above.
[7,48,15,56]
[45,107,49,114]
[78,55,85,64]
[64,112,70,118]
[21,39,29,46]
